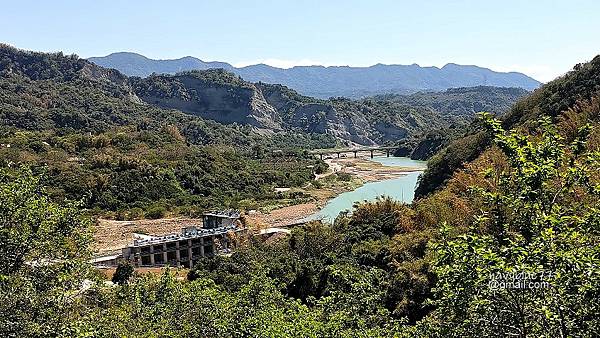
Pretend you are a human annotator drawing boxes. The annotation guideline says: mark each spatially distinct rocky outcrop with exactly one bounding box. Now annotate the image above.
[132,71,283,130]
[130,69,528,149]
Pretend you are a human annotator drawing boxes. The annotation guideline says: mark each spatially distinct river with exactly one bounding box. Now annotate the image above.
[308,156,426,222]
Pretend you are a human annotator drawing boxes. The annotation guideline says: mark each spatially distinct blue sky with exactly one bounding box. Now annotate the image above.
[1,0,599,82]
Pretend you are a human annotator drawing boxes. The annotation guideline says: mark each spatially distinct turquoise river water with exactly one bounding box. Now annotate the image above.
[308,156,427,222]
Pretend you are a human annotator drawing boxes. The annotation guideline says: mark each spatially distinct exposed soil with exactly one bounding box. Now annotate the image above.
[93,218,203,254]
[92,154,422,254]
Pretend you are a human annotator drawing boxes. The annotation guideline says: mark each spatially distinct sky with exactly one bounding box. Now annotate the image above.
[1,0,599,82]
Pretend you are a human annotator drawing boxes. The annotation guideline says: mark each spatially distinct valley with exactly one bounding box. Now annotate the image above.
[2,30,599,337]
[92,153,424,253]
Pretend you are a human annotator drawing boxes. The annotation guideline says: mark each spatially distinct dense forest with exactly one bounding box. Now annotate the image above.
[415,55,600,197]
[0,44,526,217]
[3,105,598,336]
[1,44,599,337]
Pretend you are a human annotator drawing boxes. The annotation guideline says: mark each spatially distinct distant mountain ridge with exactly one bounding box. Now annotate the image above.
[89,52,541,98]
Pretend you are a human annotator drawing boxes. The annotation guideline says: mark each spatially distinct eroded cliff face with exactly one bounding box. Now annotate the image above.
[289,103,378,145]
[134,73,387,144]
[130,70,526,150]
[133,73,283,130]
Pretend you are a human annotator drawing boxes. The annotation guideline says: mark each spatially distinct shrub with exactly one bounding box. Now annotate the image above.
[336,172,352,182]
[145,205,167,219]
[112,261,134,285]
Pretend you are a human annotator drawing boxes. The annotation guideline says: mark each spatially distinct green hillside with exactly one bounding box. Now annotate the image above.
[133,70,527,148]
[3,45,598,337]
[415,55,600,197]
[0,45,332,216]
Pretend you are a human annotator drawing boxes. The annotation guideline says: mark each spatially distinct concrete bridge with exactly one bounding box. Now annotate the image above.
[309,146,398,160]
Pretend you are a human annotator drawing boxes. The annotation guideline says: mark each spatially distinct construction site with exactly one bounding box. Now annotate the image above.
[92,211,248,268]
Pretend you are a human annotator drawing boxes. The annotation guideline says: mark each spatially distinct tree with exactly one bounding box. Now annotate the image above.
[112,261,134,285]
[0,167,92,337]
[429,114,600,337]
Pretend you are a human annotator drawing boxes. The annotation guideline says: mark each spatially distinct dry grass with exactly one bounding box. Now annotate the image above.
[92,217,203,254]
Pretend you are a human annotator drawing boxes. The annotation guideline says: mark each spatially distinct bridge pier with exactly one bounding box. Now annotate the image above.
[311,147,399,160]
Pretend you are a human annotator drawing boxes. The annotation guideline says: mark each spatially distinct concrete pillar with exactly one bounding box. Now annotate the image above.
[175,241,181,267]
[162,244,168,265]
[200,237,205,257]
[188,240,193,268]
[149,245,155,266]
[134,248,141,267]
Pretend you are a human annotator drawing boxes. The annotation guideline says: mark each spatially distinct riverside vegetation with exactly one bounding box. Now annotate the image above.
[0,44,525,218]
[1,45,599,337]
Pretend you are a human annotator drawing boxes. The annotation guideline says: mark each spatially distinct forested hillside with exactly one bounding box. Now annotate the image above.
[0,43,526,153]
[3,63,599,336]
[133,70,527,147]
[415,55,600,197]
[0,44,531,218]
[1,44,599,337]
[0,44,332,216]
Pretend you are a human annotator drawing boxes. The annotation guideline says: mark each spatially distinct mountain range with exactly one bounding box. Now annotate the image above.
[0,44,527,157]
[88,52,541,99]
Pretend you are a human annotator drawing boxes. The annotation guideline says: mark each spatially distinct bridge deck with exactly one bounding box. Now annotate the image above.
[309,146,398,154]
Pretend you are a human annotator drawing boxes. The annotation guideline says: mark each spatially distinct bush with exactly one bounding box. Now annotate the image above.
[336,172,352,182]
[145,205,167,219]
[128,207,144,220]
[112,261,134,285]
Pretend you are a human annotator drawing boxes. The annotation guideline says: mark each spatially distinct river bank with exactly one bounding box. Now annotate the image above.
[93,155,425,253]
[245,155,426,227]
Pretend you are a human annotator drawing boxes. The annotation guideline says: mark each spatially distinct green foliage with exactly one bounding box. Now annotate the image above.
[3,44,599,338]
[335,172,352,181]
[0,45,336,215]
[112,261,134,285]
[429,114,600,337]
[144,205,167,219]
[0,167,93,337]
[416,55,600,197]
[335,197,407,244]
[415,128,491,197]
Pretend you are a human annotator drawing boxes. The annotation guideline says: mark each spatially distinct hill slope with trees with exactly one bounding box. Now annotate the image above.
[1,45,599,337]
[2,68,598,336]
[0,44,332,216]
[133,70,527,147]
[415,55,600,196]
